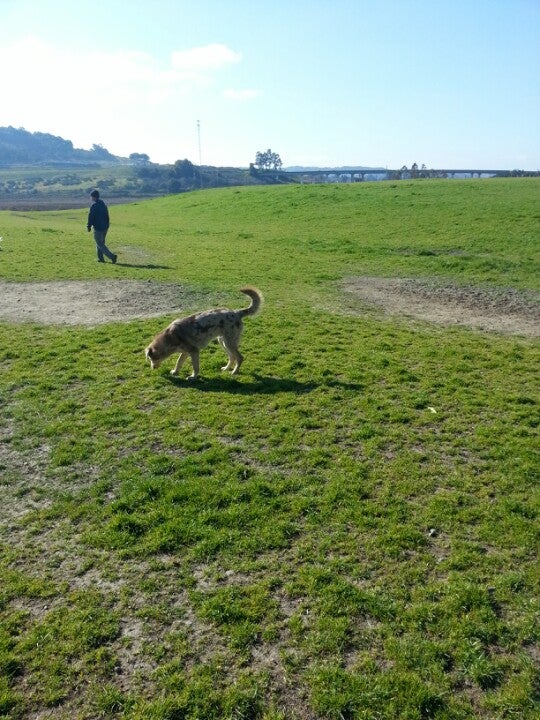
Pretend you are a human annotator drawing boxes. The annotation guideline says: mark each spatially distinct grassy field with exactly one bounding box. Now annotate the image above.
[0,179,538,719]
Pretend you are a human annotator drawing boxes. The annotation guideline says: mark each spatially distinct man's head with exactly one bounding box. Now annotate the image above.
[90,190,100,200]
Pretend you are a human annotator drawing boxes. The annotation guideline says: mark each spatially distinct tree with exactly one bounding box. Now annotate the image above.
[171,159,195,180]
[254,149,283,171]
[129,153,150,164]
[90,143,115,160]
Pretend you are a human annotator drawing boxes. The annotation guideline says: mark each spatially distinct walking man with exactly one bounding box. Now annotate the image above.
[87,190,117,263]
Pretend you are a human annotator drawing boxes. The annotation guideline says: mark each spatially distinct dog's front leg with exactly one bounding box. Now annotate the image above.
[171,352,189,376]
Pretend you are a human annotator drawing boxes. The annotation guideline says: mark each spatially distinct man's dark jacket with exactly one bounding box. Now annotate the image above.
[87,199,110,231]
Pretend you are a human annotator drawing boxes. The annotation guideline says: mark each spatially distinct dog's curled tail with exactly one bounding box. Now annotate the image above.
[239,286,263,317]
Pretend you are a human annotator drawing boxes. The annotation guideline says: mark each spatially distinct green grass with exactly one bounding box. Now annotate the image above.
[0,179,539,719]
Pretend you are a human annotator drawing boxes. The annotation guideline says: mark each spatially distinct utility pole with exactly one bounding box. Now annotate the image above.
[197,119,203,188]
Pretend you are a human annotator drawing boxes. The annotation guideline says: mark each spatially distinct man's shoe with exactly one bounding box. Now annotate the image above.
[112,254,118,264]
[97,259,105,263]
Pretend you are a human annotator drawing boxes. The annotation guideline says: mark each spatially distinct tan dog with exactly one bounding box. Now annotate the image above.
[145,286,263,379]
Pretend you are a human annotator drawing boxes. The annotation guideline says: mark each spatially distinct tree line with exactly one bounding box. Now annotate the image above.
[0,126,120,165]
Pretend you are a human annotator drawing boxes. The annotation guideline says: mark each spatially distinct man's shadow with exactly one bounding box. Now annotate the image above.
[114,262,173,270]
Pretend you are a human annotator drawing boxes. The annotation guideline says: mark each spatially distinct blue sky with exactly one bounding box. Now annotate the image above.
[1,0,539,169]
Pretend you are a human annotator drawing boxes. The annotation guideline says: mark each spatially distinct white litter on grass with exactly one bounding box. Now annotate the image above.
[427,407,437,414]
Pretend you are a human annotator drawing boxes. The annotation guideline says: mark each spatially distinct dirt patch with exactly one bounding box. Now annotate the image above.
[342,277,540,337]
[0,277,538,337]
[0,280,225,326]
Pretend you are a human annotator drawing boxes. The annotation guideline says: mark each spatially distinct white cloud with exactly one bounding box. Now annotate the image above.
[171,44,242,71]
[0,37,245,163]
[222,89,261,101]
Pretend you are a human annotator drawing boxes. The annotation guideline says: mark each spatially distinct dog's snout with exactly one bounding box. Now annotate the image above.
[145,348,159,369]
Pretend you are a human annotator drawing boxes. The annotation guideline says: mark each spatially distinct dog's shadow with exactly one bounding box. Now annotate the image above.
[166,373,363,395]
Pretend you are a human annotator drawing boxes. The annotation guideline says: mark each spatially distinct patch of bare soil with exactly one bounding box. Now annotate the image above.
[2,277,538,337]
[0,280,224,326]
[342,277,540,337]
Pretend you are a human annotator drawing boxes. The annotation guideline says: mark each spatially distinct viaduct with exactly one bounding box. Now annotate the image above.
[283,169,514,182]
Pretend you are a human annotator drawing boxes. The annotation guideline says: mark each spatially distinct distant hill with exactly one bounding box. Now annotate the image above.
[0,126,120,166]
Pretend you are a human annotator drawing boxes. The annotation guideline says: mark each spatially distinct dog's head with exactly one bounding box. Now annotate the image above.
[145,344,163,370]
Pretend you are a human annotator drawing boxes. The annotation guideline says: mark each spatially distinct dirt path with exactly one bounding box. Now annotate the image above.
[0,277,538,336]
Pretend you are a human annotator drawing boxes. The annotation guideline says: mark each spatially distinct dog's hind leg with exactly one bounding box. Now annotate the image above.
[221,329,244,374]
[231,350,243,374]
[187,350,200,380]
[171,352,189,376]
[222,341,243,374]
[218,337,234,371]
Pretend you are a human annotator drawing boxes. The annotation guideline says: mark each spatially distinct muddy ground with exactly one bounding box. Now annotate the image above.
[0,277,538,336]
